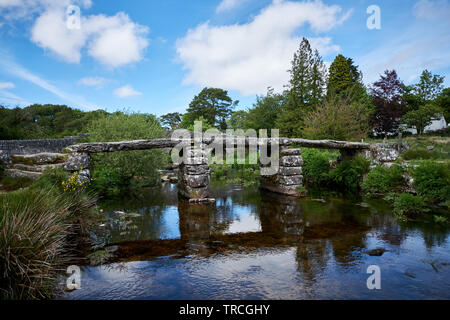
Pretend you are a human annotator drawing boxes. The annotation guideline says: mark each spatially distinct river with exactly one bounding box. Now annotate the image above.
[61,182,450,300]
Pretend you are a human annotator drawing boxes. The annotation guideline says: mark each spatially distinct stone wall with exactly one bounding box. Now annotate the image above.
[0,134,88,155]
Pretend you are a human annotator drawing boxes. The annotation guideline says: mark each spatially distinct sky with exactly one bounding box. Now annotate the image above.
[0,0,449,116]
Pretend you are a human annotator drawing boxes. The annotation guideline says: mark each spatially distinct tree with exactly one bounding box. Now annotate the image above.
[160,112,182,130]
[303,90,372,141]
[403,103,443,135]
[401,70,445,135]
[370,70,406,137]
[415,69,444,102]
[227,110,248,130]
[436,88,450,124]
[246,87,283,132]
[183,88,237,130]
[276,38,326,137]
[327,54,359,95]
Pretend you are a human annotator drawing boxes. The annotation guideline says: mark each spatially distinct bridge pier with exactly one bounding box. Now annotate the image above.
[178,146,212,201]
[259,147,304,197]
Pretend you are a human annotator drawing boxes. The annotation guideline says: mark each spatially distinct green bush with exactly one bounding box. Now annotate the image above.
[328,156,370,190]
[90,165,123,196]
[362,164,405,195]
[302,149,336,184]
[87,112,167,192]
[393,193,428,218]
[412,161,450,203]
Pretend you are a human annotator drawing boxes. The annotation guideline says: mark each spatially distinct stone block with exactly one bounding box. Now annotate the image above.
[280,155,303,167]
[278,175,303,186]
[279,166,302,176]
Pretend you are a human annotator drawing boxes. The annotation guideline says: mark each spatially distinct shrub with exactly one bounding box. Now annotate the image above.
[412,161,450,203]
[393,193,428,218]
[87,112,167,191]
[302,149,335,184]
[328,156,370,190]
[362,164,405,195]
[90,166,123,196]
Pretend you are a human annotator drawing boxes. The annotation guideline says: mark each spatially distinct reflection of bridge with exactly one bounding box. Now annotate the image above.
[109,191,372,271]
[64,136,404,200]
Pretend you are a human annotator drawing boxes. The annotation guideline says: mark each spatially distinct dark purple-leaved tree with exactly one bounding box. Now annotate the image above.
[370,70,406,137]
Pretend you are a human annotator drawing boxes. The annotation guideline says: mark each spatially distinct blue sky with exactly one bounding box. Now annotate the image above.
[0,0,449,116]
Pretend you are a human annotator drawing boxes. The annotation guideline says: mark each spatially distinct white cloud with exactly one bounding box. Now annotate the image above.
[1,0,148,68]
[216,0,244,13]
[176,0,351,95]
[0,81,14,89]
[78,76,109,87]
[413,0,450,21]
[0,53,98,109]
[114,85,141,98]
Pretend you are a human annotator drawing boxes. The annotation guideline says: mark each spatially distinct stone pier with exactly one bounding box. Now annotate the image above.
[260,147,304,197]
[178,146,212,201]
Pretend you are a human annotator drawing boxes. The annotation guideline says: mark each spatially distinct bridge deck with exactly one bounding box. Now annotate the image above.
[67,137,371,153]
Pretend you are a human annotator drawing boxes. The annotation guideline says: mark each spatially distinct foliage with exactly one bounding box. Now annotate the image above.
[362,164,405,195]
[184,116,215,132]
[181,87,237,130]
[370,70,406,137]
[302,149,335,184]
[245,88,283,132]
[276,38,326,137]
[0,104,107,140]
[0,170,97,300]
[414,69,444,102]
[87,112,166,192]
[90,166,123,197]
[210,153,259,186]
[0,176,34,191]
[402,103,443,135]
[412,160,450,203]
[159,112,182,130]
[436,87,450,124]
[393,193,428,218]
[61,171,89,193]
[303,87,373,141]
[327,156,370,190]
[327,55,361,96]
[227,110,248,130]
[302,150,369,190]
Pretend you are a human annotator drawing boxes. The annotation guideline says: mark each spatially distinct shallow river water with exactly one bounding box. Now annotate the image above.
[62,183,450,300]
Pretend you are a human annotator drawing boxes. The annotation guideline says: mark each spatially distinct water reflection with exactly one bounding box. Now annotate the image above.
[62,183,450,300]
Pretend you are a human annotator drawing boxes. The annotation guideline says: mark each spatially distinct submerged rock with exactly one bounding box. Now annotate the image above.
[366,248,388,256]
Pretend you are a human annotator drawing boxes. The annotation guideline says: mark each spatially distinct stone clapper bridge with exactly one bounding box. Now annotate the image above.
[60,135,406,202]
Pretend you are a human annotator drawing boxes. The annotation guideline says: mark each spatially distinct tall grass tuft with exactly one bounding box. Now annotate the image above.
[0,170,98,299]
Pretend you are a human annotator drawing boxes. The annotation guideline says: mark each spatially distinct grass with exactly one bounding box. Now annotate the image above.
[0,169,98,300]
[0,176,34,191]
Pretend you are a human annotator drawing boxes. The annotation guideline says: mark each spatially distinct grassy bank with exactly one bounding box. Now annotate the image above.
[0,169,98,299]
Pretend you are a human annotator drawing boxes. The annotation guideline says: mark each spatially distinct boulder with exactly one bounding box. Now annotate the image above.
[64,153,90,171]
[0,150,11,165]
